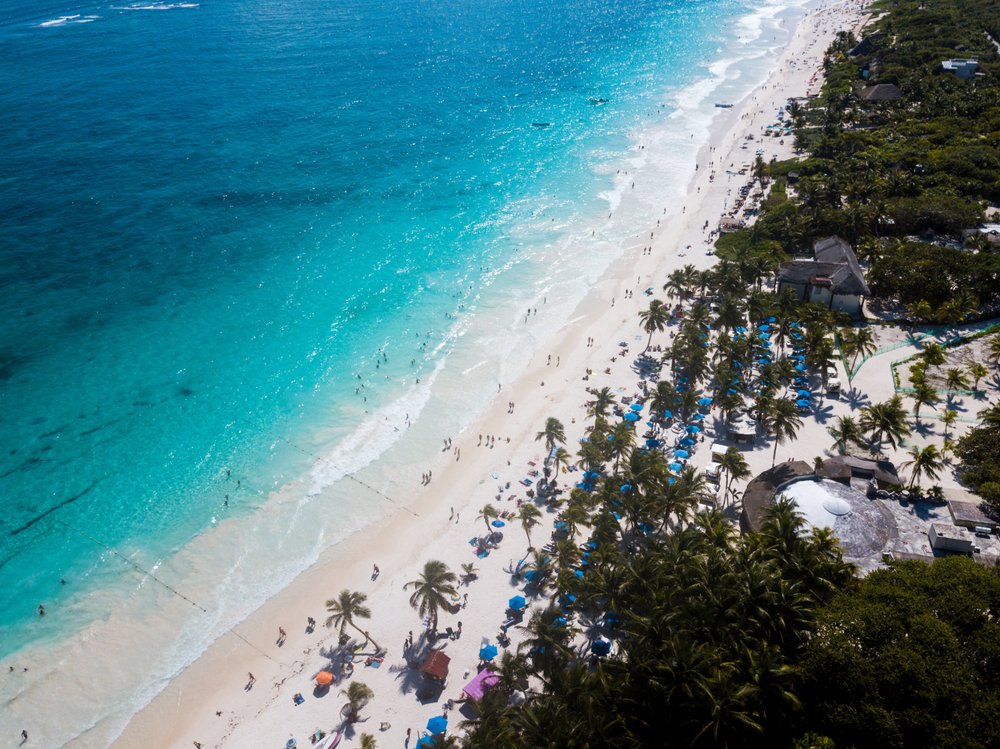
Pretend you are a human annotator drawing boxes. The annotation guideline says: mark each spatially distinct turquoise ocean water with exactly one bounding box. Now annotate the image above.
[0,0,813,743]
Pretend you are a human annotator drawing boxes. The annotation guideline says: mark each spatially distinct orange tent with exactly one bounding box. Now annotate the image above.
[315,671,334,686]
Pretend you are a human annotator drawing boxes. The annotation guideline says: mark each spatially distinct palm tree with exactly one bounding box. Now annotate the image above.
[859,396,910,454]
[340,681,373,723]
[404,560,457,632]
[826,415,863,455]
[967,362,988,392]
[460,562,479,584]
[909,381,939,423]
[921,342,946,368]
[761,399,803,467]
[901,444,943,489]
[841,326,877,371]
[638,299,670,353]
[662,268,688,305]
[518,503,542,549]
[586,387,615,419]
[989,335,1000,369]
[941,408,958,442]
[535,417,566,457]
[945,367,969,402]
[551,447,571,476]
[906,299,933,332]
[325,590,381,652]
[478,503,499,536]
[717,447,750,507]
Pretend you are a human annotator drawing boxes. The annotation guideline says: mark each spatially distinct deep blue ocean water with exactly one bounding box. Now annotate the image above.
[0,0,806,743]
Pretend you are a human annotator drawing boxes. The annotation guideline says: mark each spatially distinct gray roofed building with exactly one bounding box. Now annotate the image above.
[776,236,870,316]
[860,83,903,102]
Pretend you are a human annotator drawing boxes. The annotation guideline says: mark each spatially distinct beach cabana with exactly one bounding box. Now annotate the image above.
[419,651,451,682]
[462,668,501,702]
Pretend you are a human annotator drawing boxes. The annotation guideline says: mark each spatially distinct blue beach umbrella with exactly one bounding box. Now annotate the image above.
[669,461,683,472]
[791,354,805,361]
[668,476,677,485]
[796,389,811,397]
[679,436,696,447]
[795,364,807,372]
[523,570,538,583]
[645,438,661,448]
[415,738,435,749]
[691,413,705,421]
[619,483,632,493]
[766,316,776,323]
[629,402,643,412]
[491,519,505,527]
[623,411,640,422]
[591,638,612,656]
[796,399,811,408]
[674,449,690,459]
[479,644,499,661]
[735,326,748,333]
[509,595,527,611]
[584,471,599,479]
[687,424,702,433]
[427,716,448,735]
[554,616,568,627]
[574,569,585,578]
[663,409,673,418]
[697,396,713,407]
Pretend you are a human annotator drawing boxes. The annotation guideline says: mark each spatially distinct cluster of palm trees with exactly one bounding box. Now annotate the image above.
[465,499,855,748]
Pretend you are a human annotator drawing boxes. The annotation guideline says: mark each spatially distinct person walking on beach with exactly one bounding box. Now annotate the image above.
[277,627,286,645]
[371,564,380,581]
[246,673,255,689]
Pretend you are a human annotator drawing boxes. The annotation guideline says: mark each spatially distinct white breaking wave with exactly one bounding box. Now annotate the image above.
[114,2,199,10]
[38,14,99,27]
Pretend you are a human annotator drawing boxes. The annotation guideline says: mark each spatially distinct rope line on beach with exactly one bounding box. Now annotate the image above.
[271,433,420,518]
[53,519,209,614]
[55,518,295,667]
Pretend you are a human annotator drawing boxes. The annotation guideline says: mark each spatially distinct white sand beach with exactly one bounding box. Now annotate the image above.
[110,2,878,747]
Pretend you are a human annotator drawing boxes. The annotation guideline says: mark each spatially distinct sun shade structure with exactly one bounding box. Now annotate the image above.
[315,671,334,686]
[462,668,501,701]
[420,650,451,681]
[427,716,448,735]
[508,595,527,611]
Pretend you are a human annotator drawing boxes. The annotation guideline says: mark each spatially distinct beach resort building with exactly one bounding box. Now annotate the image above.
[776,236,871,316]
[941,58,979,79]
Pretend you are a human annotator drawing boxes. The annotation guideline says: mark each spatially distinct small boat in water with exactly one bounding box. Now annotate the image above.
[588,97,609,105]
[714,103,734,108]
[531,122,551,128]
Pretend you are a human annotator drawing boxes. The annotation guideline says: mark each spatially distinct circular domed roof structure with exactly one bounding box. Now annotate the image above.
[739,458,901,571]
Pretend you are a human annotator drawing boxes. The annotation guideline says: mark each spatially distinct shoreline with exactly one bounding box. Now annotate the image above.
[108,1,873,747]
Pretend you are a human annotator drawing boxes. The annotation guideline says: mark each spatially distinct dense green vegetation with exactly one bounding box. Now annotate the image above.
[744,0,1000,319]
[954,401,1000,511]
[799,558,1000,749]
[465,501,854,748]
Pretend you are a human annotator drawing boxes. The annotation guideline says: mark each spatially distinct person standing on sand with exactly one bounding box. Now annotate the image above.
[372,564,380,581]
